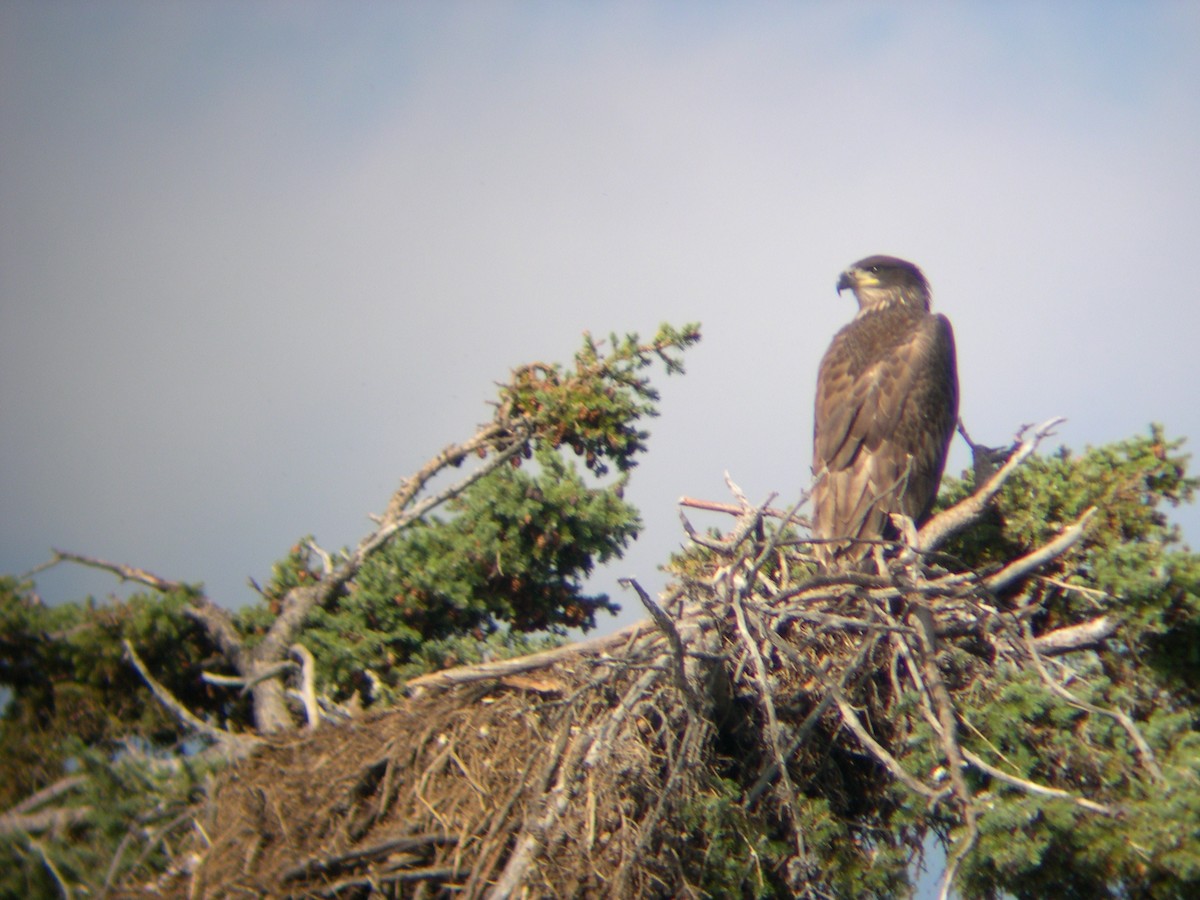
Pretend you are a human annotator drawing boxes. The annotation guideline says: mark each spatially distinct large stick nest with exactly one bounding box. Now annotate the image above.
[142,423,1141,899]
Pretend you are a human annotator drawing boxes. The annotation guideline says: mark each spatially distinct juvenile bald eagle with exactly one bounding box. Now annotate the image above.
[811,255,959,570]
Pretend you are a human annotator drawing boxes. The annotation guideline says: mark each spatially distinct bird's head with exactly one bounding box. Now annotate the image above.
[837,255,931,315]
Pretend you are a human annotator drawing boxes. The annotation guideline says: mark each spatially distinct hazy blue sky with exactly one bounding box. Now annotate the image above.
[3,2,1199,633]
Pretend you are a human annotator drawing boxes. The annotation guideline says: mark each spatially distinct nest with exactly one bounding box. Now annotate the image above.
[142,425,1145,898]
[163,622,721,898]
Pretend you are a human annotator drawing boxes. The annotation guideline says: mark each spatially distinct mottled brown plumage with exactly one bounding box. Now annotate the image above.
[811,255,959,570]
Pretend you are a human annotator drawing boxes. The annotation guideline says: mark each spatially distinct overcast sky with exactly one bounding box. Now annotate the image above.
[3,2,1199,634]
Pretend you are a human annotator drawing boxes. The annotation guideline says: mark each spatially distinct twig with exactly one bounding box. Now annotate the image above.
[405,621,649,692]
[3,776,86,817]
[280,834,457,882]
[290,643,320,730]
[43,550,190,594]
[1019,623,1163,782]
[906,600,978,900]
[919,417,1065,553]
[678,496,810,527]
[832,690,946,802]
[745,633,878,805]
[0,806,91,837]
[960,748,1113,814]
[985,508,1096,593]
[1032,616,1117,656]
[619,578,701,712]
[30,838,73,900]
[122,639,258,752]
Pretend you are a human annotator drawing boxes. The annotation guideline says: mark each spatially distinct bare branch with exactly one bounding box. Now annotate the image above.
[1019,623,1163,782]
[405,622,649,693]
[833,690,947,802]
[3,776,86,818]
[920,417,1065,553]
[44,550,190,594]
[304,539,334,576]
[985,508,1097,593]
[254,422,532,669]
[619,578,700,712]
[1033,616,1117,656]
[678,495,811,527]
[0,806,91,837]
[961,747,1113,815]
[290,643,320,730]
[180,596,249,673]
[1,779,90,837]
[122,639,259,752]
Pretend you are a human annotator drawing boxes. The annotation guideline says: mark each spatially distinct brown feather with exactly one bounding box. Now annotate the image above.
[812,258,958,570]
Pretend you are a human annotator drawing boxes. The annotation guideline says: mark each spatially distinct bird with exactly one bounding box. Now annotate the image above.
[810,255,959,571]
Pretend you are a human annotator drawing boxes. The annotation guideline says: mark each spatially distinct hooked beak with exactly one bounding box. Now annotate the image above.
[836,267,878,295]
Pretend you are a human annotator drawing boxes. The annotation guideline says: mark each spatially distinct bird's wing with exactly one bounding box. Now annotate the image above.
[813,313,957,547]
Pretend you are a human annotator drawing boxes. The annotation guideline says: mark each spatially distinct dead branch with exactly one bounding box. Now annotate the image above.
[0,806,91,838]
[43,550,190,594]
[620,577,701,711]
[280,834,457,883]
[3,776,86,818]
[959,747,1113,815]
[1033,616,1117,656]
[906,599,978,900]
[122,639,259,753]
[919,417,1065,553]
[1019,622,1163,782]
[405,621,649,692]
[290,643,320,730]
[678,495,810,527]
[833,689,947,802]
[985,507,1096,593]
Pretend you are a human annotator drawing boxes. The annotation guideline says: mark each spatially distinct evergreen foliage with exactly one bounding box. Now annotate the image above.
[932,426,1200,897]
[0,580,222,809]
[0,325,699,894]
[2,314,1198,896]
[237,447,640,705]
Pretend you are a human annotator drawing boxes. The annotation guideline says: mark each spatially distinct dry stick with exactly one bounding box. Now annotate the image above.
[911,651,1114,817]
[620,577,701,712]
[280,834,456,882]
[0,806,91,837]
[492,664,666,898]
[29,839,73,900]
[919,416,1066,554]
[463,717,565,898]
[903,598,978,900]
[199,661,296,693]
[97,829,137,900]
[255,421,533,672]
[309,867,466,898]
[3,776,86,818]
[985,508,1097,593]
[41,550,190,593]
[831,689,947,802]
[582,667,662,768]
[729,581,810,863]
[1033,616,1117,656]
[405,621,650,692]
[678,495,811,527]
[121,639,259,752]
[611,715,708,896]
[745,632,879,806]
[1019,622,1163,782]
[489,726,599,898]
[960,747,1113,815]
[289,643,320,730]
